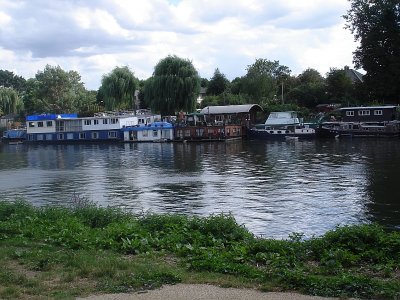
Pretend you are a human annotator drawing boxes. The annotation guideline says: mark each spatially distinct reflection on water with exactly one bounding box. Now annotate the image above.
[0,139,399,238]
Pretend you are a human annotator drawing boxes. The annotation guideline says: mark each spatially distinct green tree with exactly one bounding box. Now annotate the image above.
[286,68,327,108]
[0,87,23,116]
[242,59,291,105]
[144,55,200,116]
[344,0,400,102]
[326,68,354,104]
[0,70,26,94]
[26,65,95,114]
[100,66,137,111]
[207,68,230,96]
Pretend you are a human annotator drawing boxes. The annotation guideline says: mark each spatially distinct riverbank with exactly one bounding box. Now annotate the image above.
[0,200,399,299]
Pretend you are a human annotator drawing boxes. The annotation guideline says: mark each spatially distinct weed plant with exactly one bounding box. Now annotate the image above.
[0,200,399,299]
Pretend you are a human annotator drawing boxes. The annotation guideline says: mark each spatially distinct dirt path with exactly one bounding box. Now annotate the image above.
[77,284,344,300]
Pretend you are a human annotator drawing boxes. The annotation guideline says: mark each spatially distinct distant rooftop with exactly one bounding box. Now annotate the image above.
[344,66,364,83]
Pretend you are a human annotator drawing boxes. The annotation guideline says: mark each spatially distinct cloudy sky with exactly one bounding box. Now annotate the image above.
[0,0,358,90]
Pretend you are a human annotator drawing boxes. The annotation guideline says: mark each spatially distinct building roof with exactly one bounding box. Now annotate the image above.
[344,66,364,83]
[200,104,263,114]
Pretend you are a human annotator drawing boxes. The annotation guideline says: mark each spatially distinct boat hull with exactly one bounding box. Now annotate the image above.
[316,122,400,138]
[247,128,315,140]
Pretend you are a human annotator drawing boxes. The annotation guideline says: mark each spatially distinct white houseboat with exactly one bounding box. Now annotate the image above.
[25,112,161,143]
[122,122,174,142]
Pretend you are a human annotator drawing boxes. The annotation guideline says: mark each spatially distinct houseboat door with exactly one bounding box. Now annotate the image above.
[129,131,138,141]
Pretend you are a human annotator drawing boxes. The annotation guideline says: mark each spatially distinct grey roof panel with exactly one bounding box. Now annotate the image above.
[200,104,263,114]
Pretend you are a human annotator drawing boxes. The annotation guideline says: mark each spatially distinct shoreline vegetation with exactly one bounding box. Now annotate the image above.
[0,200,399,299]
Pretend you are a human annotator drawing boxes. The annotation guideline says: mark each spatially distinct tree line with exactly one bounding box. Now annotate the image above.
[0,0,398,120]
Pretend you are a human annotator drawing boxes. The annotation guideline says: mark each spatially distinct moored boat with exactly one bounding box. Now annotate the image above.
[1,128,26,144]
[316,106,400,138]
[316,121,400,138]
[247,111,315,140]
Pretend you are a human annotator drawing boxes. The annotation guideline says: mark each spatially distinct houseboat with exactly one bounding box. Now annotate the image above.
[316,106,400,138]
[25,112,161,143]
[247,111,315,140]
[122,122,174,142]
[174,112,243,142]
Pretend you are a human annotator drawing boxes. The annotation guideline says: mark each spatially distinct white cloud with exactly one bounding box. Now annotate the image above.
[0,0,358,89]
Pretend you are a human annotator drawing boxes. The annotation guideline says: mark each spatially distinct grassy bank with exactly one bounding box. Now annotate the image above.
[0,200,399,299]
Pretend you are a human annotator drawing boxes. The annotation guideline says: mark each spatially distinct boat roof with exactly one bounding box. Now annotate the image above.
[27,114,78,121]
[122,122,173,131]
[200,104,263,114]
[265,111,300,125]
[340,106,397,110]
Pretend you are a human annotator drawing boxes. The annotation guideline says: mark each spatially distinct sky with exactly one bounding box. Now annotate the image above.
[0,0,358,90]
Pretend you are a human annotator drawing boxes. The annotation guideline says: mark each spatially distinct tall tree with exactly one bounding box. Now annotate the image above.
[344,0,400,102]
[207,68,230,96]
[100,66,137,111]
[0,87,23,116]
[144,55,200,116]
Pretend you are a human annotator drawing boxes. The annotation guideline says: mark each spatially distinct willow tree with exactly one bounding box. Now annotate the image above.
[0,87,23,115]
[100,66,137,111]
[145,55,200,116]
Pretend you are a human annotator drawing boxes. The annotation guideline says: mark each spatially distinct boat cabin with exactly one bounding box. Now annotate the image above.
[200,104,263,127]
[340,106,398,122]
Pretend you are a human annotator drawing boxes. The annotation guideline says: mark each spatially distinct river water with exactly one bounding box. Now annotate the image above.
[0,139,399,239]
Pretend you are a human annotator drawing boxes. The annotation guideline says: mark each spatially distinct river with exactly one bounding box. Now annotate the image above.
[0,139,399,239]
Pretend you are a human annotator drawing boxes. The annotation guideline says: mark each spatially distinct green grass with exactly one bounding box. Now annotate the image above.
[0,199,399,299]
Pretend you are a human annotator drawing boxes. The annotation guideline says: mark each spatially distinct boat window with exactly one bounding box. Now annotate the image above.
[285,130,289,134]
[37,134,43,140]
[92,132,99,139]
[79,133,86,139]
[358,110,370,116]
[46,134,52,140]
[269,131,274,134]
[67,133,74,140]
[103,119,108,124]
[46,121,53,127]
[108,131,118,138]
[57,133,64,140]
[346,111,354,116]
[93,119,99,125]
[374,110,383,116]
[38,121,44,127]
[29,122,35,127]
[84,120,91,125]
[152,130,158,137]
[277,131,281,134]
